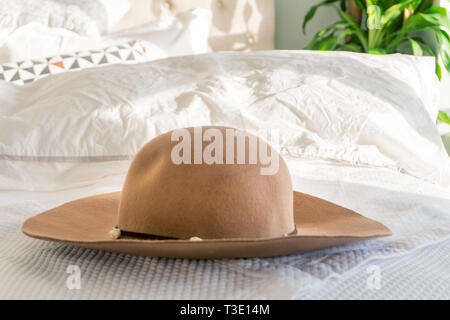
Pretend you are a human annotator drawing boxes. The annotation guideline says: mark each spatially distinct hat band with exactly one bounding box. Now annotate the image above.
[118,228,176,240]
[115,226,298,240]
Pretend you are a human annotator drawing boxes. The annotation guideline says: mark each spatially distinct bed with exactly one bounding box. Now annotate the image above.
[0,0,449,300]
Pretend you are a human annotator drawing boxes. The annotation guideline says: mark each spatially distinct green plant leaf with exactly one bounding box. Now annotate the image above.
[408,38,423,55]
[302,0,340,34]
[338,42,363,52]
[301,0,448,80]
[353,0,366,11]
[368,48,388,54]
[387,6,450,53]
[381,0,415,28]
[416,41,442,80]
[402,6,450,33]
[436,60,442,80]
[436,29,450,72]
[306,27,353,51]
[307,34,336,50]
[320,33,348,50]
[379,0,397,8]
[331,4,369,51]
[416,0,434,12]
[305,21,350,50]
[412,0,425,10]
[438,110,450,125]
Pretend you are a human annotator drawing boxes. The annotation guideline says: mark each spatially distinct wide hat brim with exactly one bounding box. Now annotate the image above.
[22,191,391,259]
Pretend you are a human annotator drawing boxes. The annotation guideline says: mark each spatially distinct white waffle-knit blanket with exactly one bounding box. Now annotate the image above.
[0,162,449,299]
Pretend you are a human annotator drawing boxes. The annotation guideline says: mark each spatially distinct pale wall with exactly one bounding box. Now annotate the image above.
[275,0,339,50]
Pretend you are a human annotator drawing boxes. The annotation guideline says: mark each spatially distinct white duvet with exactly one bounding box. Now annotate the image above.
[0,50,449,299]
[0,51,449,190]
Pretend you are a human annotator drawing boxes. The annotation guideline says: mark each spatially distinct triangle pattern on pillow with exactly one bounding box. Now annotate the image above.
[0,41,149,85]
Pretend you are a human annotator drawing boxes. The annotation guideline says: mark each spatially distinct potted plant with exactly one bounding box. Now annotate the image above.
[302,0,450,124]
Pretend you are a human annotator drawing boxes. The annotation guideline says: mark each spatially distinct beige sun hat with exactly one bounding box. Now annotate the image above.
[22,126,391,259]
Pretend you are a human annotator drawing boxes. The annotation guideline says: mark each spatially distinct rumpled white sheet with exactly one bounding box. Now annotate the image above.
[1,51,449,191]
[1,160,449,299]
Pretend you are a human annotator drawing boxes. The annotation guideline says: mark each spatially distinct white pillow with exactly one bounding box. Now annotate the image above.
[0,0,130,37]
[0,8,212,64]
[0,40,149,85]
[0,50,448,190]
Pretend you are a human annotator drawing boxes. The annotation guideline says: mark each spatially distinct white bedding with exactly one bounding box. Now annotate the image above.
[0,161,449,299]
[1,51,449,191]
[0,8,212,63]
[0,50,449,299]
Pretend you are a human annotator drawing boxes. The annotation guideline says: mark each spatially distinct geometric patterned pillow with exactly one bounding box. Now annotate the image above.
[0,40,149,85]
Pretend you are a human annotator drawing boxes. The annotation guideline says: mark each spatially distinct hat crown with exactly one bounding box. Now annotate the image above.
[118,126,295,239]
